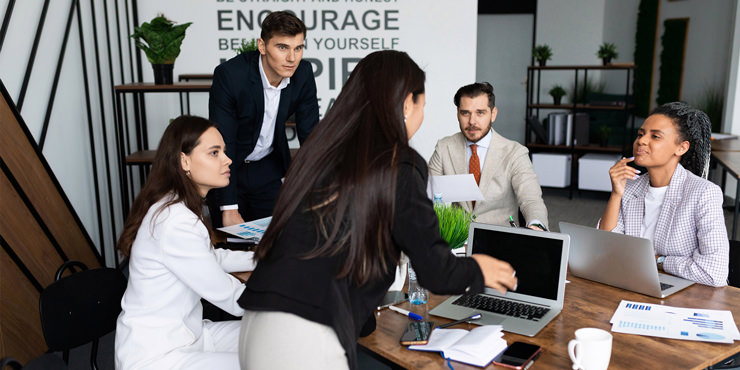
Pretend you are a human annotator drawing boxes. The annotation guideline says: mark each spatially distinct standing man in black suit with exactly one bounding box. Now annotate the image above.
[209,11,319,226]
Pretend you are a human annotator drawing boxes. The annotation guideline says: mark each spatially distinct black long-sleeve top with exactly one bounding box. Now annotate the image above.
[238,148,484,369]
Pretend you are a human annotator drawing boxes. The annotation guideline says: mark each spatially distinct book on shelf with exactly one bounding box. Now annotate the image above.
[407,325,507,367]
[547,112,589,146]
[548,112,567,145]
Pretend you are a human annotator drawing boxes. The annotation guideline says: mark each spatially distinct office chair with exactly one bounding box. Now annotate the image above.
[39,261,127,370]
[0,355,66,370]
[729,240,740,288]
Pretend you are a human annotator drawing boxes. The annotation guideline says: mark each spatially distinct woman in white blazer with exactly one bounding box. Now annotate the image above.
[115,116,256,370]
[600,102,728,287]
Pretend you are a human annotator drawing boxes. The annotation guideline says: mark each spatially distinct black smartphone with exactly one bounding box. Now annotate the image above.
[493,341,543,369]
[399,321,434,345]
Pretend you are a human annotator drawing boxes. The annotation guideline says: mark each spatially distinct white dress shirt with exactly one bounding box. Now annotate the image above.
[465,129,491,171]
[247,56,290,161]
[221,57,290,211]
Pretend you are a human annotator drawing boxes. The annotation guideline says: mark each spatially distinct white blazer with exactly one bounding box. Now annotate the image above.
[115,197,256,369]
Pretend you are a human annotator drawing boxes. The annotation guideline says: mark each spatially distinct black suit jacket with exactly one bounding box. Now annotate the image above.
[208,50,319,206]
[238,148,485,369]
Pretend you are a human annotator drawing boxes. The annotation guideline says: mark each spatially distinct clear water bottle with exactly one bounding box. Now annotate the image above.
[433,192,443,204]
[408,263,428,305]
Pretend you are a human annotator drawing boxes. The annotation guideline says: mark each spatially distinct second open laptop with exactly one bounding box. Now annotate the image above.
[559,222,694,298]
[429,223,570,337]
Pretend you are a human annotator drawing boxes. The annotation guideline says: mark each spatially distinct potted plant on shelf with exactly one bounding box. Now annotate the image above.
[236,38,258,55]
[131,15,192,85]
[549,85,566,105]
[533,44,553,66]
[598,124,613,147]
[434,203,472,250]
[597,42,618,65]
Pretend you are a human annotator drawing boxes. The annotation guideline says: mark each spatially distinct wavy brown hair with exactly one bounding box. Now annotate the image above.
[255,50,426,285]
[117,116,216,257]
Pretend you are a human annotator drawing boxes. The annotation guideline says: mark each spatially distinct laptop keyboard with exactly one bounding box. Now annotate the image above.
[660,282,674,291]
[452,295,550,321]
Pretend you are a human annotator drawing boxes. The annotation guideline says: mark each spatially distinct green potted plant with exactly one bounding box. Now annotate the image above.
[533,44,553,66]
[131,15,192,85]
[598,124,613,147]
[597,42,618,65]
[549,85,566,105]
[434,203,472,250]
[236,38,258,55]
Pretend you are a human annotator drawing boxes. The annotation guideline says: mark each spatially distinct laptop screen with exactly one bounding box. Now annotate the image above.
[471,227,563,301]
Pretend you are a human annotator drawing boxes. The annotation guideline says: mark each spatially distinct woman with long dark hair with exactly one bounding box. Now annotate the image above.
[600,102,728,286]
[115,116,255,370]
[237,50,518,369]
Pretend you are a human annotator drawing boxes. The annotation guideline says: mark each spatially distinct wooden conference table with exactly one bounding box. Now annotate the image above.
[358,276,740,370]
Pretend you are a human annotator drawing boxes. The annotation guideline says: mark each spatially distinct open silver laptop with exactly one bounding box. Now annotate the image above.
[559,222,694,298]
[429,223,570,337]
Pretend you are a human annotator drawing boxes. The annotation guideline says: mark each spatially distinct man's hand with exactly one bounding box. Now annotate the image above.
[222,209,245,227]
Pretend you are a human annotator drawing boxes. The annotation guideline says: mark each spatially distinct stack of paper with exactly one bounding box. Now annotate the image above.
[610,300,740,343]
[217,216,272,242]
[408,325,507,367]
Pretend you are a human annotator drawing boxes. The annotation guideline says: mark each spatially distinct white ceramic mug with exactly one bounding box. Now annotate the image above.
[568,328,612,370]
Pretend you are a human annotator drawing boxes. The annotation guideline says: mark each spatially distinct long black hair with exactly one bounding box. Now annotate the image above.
[650,102,712,178]
[255,50,426,285]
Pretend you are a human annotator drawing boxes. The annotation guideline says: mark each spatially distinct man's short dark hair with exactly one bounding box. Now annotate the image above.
[453,82,495,110]
[260,11,307,42]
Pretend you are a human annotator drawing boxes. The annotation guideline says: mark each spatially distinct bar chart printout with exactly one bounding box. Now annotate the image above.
[609,300,740,343]
[218,216,272,242]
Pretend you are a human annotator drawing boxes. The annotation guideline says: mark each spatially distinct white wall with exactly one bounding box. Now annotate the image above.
[652,0,734,108]
[477,14,534,144]
[0,0,126,265]
[535,0,607,104]
[602,0,639,94]
[135,0,478,161]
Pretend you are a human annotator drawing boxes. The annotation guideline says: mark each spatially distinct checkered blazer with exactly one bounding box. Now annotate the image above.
[612,163,728,287]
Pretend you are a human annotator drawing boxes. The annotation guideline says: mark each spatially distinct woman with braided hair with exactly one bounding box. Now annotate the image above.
[599,102,728,287]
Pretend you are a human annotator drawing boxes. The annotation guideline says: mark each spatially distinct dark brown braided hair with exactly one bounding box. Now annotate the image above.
[650,102,712,179]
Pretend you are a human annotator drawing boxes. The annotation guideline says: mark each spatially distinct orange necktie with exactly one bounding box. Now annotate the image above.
[469,144,481,185]
[470,144,481,209]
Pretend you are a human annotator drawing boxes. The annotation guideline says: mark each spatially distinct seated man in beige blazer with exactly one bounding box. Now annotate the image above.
[429,82,548,230]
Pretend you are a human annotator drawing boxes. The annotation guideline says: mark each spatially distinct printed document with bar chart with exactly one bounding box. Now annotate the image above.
[218,216,272,242]
[609,300,740,343]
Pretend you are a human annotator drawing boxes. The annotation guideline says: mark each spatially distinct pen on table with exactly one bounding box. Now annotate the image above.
[388,305,423,321]
[508,216,518,228]
[436,313,482,329]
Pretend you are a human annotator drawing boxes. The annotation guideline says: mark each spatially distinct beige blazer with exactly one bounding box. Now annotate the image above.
[429,130,548,228]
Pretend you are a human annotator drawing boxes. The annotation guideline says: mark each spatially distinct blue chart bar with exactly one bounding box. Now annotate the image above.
[684,317,723,330]
[617,320,665,332]
[625,303,652,311]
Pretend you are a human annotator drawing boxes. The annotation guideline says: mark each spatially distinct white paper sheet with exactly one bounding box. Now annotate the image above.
[218,216,272,242]
[609,300,740,343]
[427,174,485,203]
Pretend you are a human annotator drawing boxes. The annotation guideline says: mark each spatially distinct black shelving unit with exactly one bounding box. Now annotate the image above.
[525,64,636,197]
